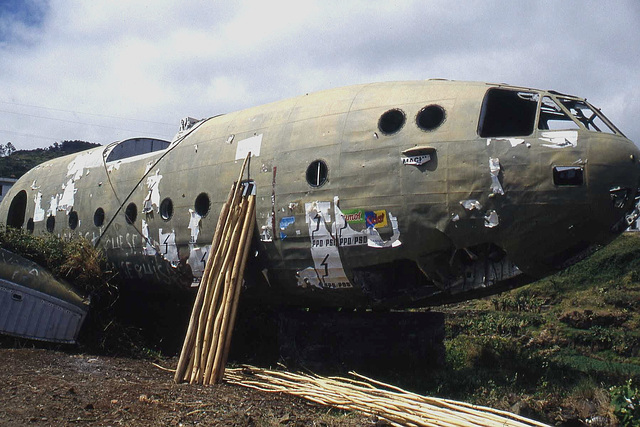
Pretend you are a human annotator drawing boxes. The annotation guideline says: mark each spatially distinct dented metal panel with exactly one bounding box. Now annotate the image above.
[0,249,88,343]
[0,80,639,311]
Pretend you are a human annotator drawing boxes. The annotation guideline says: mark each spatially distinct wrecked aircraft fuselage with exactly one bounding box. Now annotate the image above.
[2,80,639,310]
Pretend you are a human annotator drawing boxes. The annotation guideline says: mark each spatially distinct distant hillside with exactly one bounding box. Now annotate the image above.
[0,140,101,179]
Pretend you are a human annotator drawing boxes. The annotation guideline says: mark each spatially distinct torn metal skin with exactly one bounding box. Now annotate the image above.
[1,80,639,313]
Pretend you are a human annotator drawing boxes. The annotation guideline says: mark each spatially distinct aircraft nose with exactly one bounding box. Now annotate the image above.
[586,134,640,237]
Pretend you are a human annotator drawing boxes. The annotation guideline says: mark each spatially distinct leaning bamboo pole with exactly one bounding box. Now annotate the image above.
[175,153,255,385]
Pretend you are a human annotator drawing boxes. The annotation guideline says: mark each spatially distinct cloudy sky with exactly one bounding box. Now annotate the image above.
[0,0,638,150]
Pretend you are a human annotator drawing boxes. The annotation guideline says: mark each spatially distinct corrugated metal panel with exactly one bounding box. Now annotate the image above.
[0,279,87,343]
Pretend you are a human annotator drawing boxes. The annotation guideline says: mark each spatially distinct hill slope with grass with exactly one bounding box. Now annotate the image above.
[419,233,640,425]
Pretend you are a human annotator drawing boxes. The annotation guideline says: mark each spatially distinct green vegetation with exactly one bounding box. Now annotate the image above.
[0,227,166,358]
[419,233,640,424]
[0,140,100,178]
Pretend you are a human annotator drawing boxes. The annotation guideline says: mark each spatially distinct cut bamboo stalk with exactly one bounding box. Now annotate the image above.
[200,198,248,383]
[176,153,251,384]
[174,185,235,383]
[190,194,245,383]
[214,195,256,383]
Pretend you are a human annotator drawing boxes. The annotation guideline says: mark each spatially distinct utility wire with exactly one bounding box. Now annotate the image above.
[0,109,174,138]
[0,100,175,127]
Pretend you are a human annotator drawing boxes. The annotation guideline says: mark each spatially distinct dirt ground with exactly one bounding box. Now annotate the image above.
[0,348,374,427]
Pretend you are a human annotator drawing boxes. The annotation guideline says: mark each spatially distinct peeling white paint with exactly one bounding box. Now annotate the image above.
[484,210,499,228]
[33,192,45,222]
[301,201,353,289]
[158,229,179,266]
[48,195,59,217]
[260,213,274,242]
[540,130,578,148]
[188,209,201,243]
[30,180,39,190]
[296,267,322,289]
[235,134,262,160]
[67,150,103,180]
[107,162,121,172]
[460,199,482,211]
[489,157,504,196]
[141,220,157,256]
[188,244,211,280]
[144,169,163,213]
[57,179,76,214]
[487,138,525,147]
[451,214,460,222]
[144,161,154,175]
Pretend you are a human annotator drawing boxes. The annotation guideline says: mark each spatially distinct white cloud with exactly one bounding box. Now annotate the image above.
[0,0,638,149]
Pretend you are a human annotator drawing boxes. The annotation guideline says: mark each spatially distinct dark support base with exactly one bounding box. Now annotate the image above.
[230,308,445,375]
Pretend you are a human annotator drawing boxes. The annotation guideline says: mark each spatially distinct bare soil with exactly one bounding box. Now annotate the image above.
[0,348,372,426]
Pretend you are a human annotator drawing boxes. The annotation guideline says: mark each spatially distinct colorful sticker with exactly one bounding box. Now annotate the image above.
[279,216,295,240]
[341,209,365,224]
[280,216,295,230]
[365,210,387,229]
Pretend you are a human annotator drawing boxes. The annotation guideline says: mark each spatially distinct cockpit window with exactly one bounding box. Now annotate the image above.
[478,88,538,137]
[105,138,170,163]
[538,96,580,131]
[556,97,618,134]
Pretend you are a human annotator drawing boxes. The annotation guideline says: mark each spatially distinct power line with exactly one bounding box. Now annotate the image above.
[0,129,59,141]
[0,100,176,127]
[0,109,174,138]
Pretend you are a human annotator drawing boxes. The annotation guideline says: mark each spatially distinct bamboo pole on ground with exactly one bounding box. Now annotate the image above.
[175,153,254,385]
[224,366,551,427]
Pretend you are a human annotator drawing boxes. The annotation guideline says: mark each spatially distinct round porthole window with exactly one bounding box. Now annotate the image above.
[125,203,138,224]
[416,105,446,131]
[194,193,210,217]
[378,109,406,135]
[94,208,105,227]
[160,197,174,221]
[68,210,79,230]
[306,160,328,188]
[46,215,55,233]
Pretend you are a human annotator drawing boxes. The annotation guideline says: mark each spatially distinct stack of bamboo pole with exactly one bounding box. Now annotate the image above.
[174,154,255,385]
[224,367,550,427]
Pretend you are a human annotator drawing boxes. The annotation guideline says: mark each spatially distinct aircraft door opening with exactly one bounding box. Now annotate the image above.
[6,190,27,229]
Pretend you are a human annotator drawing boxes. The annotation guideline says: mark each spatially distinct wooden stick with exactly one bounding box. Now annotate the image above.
[174,184,235,383]
[189,152,251,381]
[203,197,250,383]
[200,198,248,383]
[190,196,244,383]
[214,195,256,383]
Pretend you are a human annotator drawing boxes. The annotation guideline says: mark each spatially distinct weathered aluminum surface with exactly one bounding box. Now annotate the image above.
[0,80,638,310]
[0,248,88,343]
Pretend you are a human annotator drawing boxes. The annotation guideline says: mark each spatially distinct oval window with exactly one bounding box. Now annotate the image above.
[46,215,55,233]
[26,218,34,234]
[378,109,406,135]
[68,210,79,230]
[94,208,105,227]
[306,160,328,188]
[160,197,174,221]
[194,193,210,217]
[125,203,138,224]
[416,105,446,131]
[6,190,27,229]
